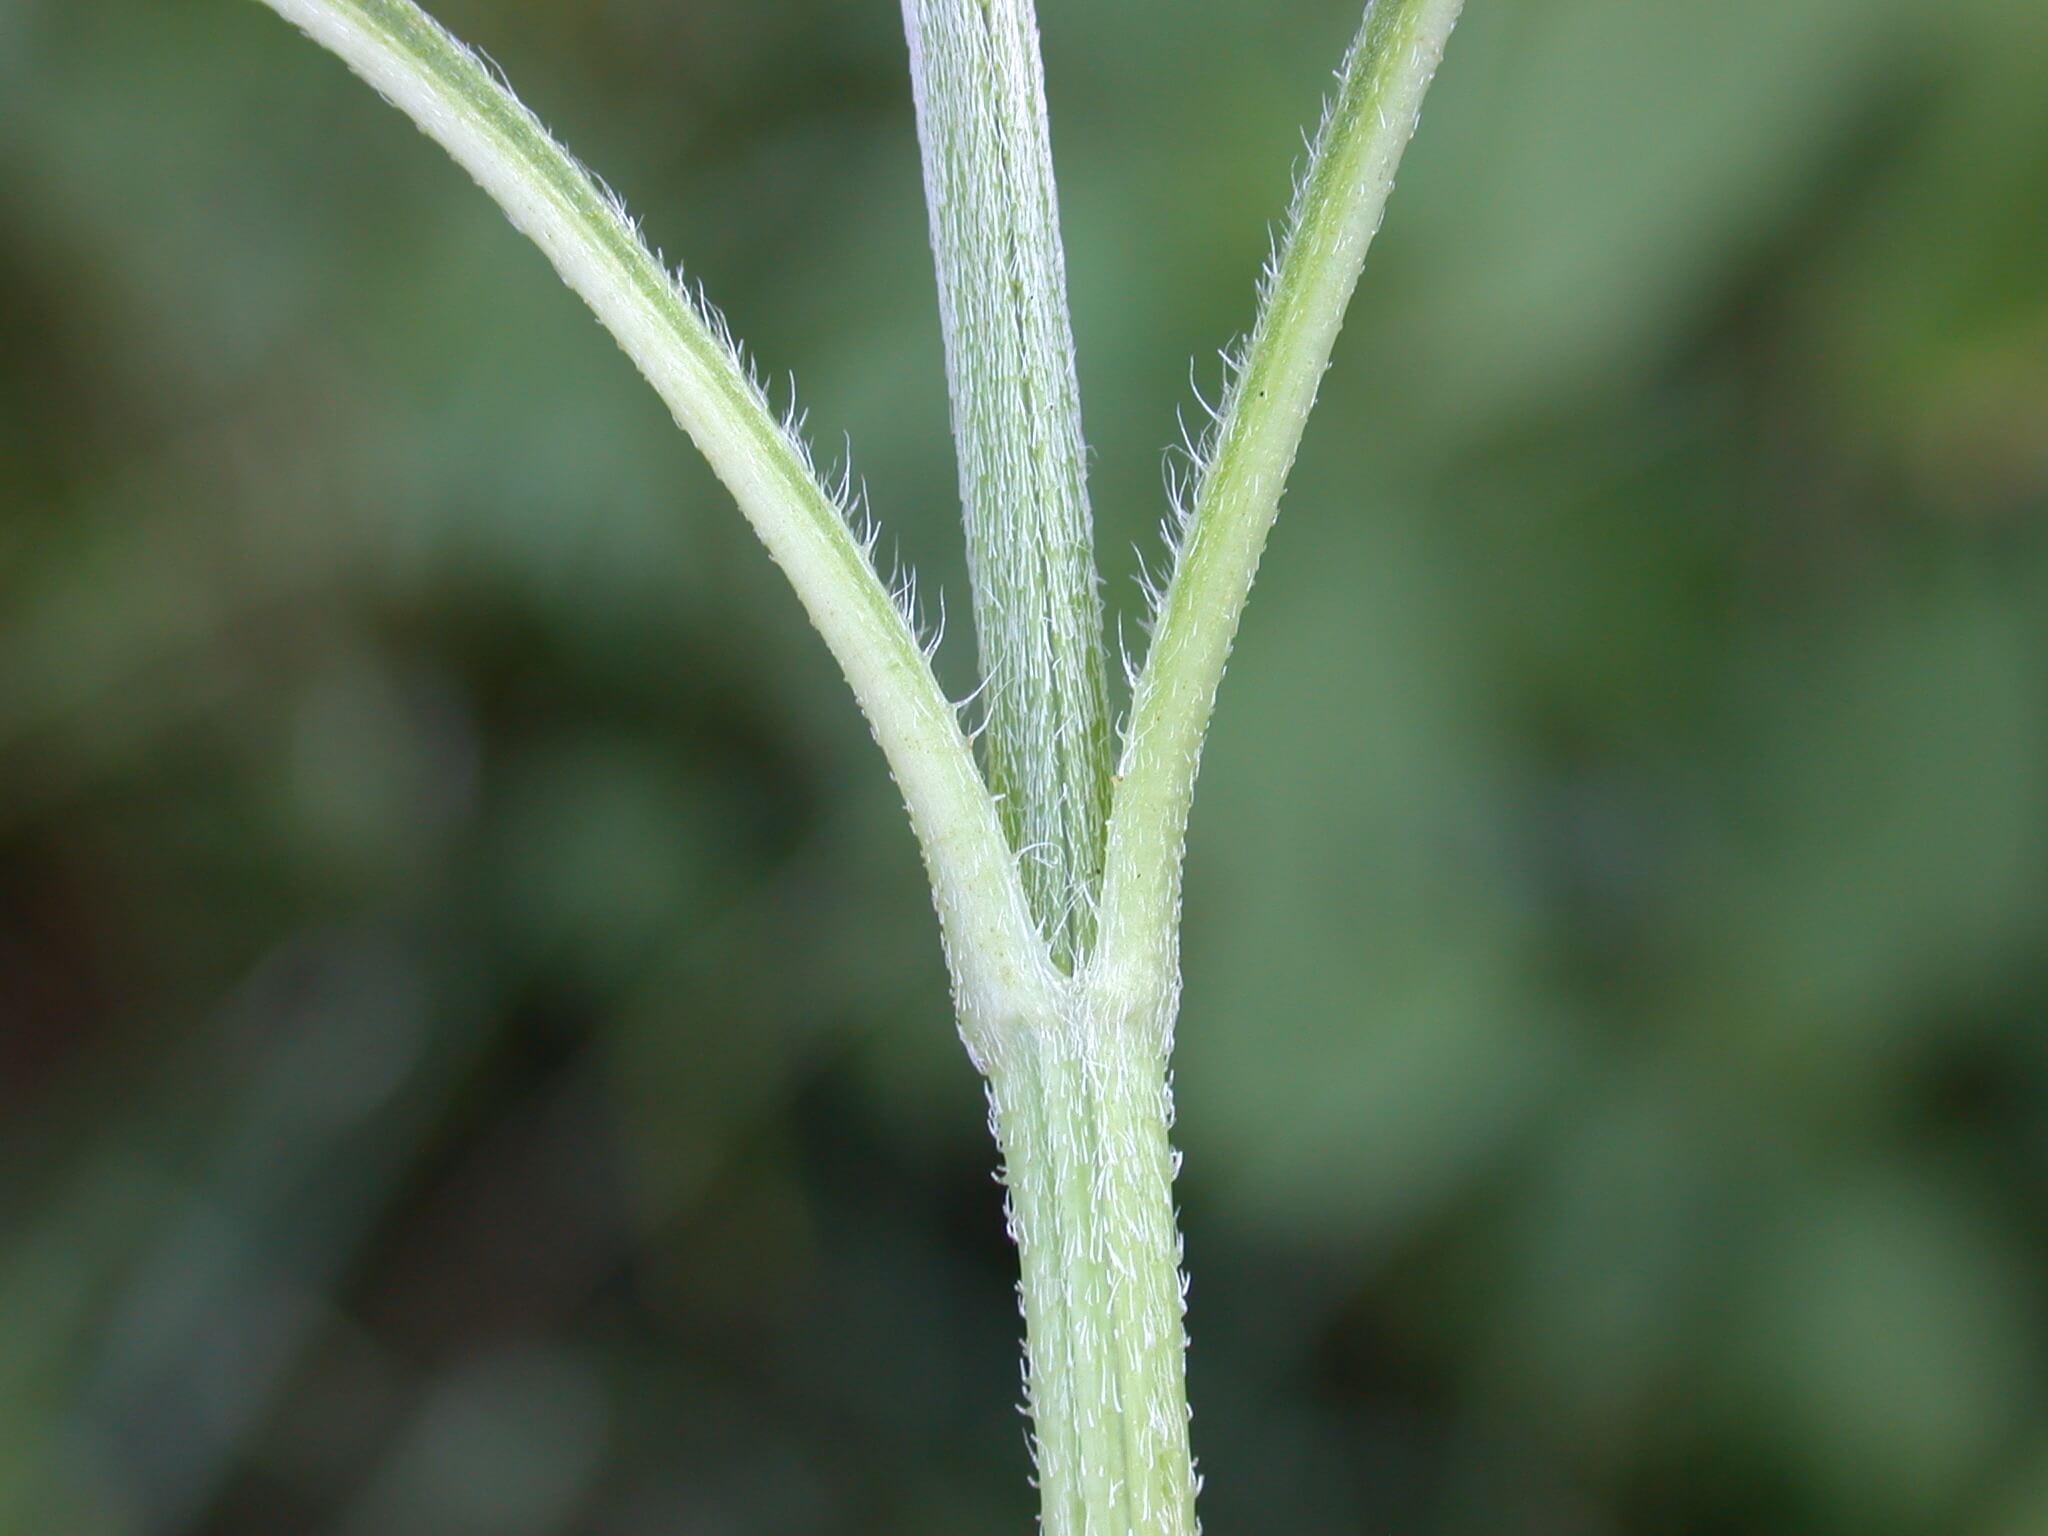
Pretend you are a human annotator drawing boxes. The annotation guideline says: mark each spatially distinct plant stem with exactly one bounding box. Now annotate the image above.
[986,991,1194,1536]
[251,0,1051,1026]
[901,0,1114,968]
[1098,0,1466,1003]
[248,6,1469,1532]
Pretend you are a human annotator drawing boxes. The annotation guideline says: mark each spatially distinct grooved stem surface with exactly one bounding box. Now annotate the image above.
[991,1017,1196,1536]
[902,0,1113,968]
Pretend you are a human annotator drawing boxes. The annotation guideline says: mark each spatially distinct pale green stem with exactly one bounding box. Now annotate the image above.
[986,997,1194,1536]
[251,0,1055,1034]
[901,0,1114,968]
[249,6,1467,1535]
[1095,0,1466,1008]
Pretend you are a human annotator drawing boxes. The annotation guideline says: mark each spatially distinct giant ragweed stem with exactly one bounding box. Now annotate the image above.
[901,0,1114,969]
[246,1,1465,1530]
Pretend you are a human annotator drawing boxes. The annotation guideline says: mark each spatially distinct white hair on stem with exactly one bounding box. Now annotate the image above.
[254,0,1058,1043]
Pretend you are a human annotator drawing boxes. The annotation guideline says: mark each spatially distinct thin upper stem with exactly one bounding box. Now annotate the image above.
[254,0,1057,1035]
[1094,0,1466,1007]
[901,0,1114,970]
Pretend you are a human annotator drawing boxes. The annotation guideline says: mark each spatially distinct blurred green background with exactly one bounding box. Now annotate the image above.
[4,0,2048,1531]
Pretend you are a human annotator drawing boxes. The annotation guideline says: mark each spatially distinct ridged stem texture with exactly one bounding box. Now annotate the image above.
[990,1005,1195,1536]
[901,0,1114,970]
[246,2,1468,1532]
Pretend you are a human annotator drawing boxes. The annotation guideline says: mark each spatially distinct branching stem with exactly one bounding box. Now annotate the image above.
[246,3,1465,1531]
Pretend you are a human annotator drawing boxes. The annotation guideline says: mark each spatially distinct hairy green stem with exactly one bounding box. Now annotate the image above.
[989,1001,1194,1536]
[901,0,1113,968]
[252,0,1053,1030]
[246,4,1467,1532]
[1098,0,1466,1004]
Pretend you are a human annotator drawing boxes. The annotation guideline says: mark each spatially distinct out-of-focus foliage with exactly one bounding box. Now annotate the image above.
[4,0,2047,1531]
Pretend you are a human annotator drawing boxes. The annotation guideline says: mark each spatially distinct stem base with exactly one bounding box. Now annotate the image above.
[989,1017,1196,1535]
